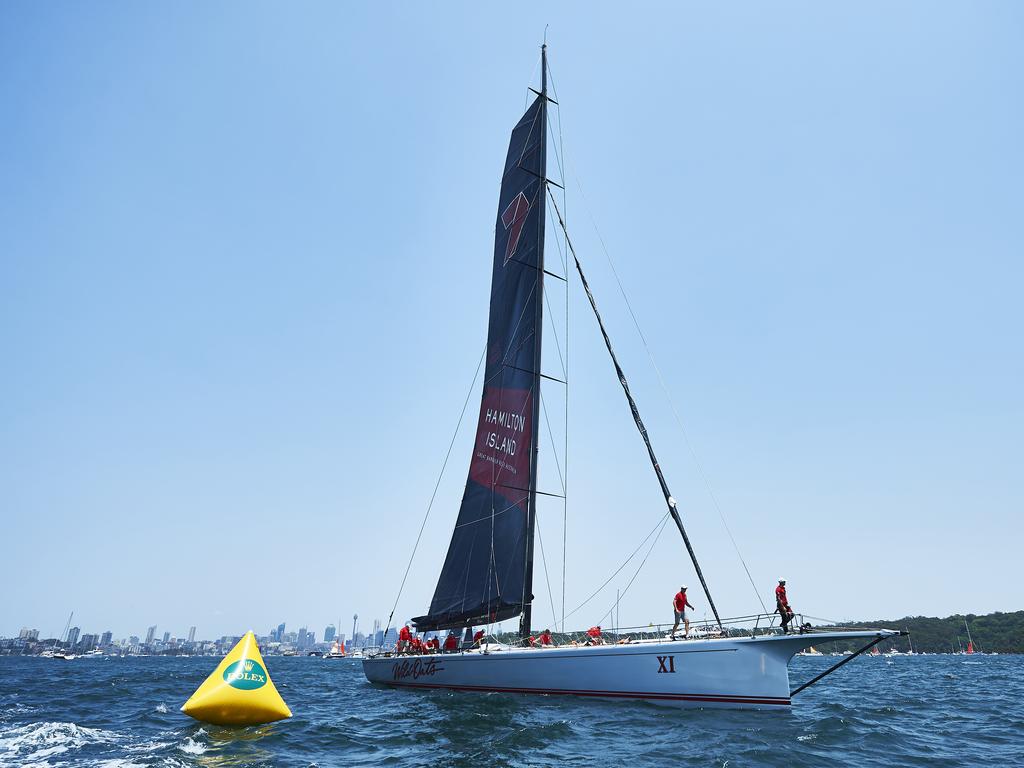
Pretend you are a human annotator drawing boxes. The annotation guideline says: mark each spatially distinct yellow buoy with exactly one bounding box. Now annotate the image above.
[181,631,291,726]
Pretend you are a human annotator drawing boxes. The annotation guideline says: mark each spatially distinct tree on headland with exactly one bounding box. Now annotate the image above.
[813,611,1024,653]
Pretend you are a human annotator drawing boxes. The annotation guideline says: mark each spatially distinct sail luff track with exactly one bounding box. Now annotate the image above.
[519,44,549,639]
[547,188,724,629]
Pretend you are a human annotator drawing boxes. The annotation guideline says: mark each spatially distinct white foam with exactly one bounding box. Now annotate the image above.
[154,704,168,714]
[178,737,207,755]
[0,721,118,764]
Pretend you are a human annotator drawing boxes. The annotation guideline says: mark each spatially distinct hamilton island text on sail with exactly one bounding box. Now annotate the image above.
[477,407,527,473]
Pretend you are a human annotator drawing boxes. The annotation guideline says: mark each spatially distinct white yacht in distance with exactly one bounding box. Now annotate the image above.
[325,640,345,659]
[363,43,900,710]
[44,611,77,660]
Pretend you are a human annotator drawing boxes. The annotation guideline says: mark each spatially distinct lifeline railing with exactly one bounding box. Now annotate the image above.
[365,611,885,657]
[512,612,796,647]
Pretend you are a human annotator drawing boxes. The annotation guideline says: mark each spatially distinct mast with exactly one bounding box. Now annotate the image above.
[547,190,724,629]
[54,611,73,652]
[520,42,548,638]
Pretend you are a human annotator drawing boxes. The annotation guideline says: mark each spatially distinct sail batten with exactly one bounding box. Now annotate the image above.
[413,93,547,633]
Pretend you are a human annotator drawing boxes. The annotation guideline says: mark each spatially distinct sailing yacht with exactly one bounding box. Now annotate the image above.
[325,640,346,659]
[43,611,76,660]
[362,44,899,709]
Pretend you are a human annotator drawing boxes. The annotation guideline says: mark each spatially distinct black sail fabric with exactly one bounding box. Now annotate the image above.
[414,97,545,632]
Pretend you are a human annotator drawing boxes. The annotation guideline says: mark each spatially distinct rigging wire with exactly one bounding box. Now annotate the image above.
[560,510,671,625]
[597,513,673,628]
[543,289,567,381]
[548,188,724,629]
[534,509,559,631]
[545,54,570,633]
[382,347,486,638]
[540,393,565,494]
[560,147,769,615]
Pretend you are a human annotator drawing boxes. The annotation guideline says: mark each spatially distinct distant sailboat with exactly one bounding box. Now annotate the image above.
[326,640,346,659]
[964,618,976,655]
[362,42,900,710]
[44,611,76,660]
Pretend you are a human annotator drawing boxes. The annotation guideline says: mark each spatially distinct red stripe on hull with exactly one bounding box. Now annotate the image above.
[378,680,790,706]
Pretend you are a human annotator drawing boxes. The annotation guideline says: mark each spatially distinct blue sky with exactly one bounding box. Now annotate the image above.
[2,2,1021,641]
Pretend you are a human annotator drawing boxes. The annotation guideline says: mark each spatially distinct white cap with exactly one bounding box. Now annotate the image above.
[681,585,688,590]
[779,577,786,583]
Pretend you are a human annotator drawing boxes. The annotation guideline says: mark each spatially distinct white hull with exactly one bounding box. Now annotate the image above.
[363,630,895,710]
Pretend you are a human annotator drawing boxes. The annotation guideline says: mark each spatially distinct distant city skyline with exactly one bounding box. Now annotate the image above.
[1,613,411,657]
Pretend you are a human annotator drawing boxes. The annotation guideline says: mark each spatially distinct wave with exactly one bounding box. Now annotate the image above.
[0,721,118,763]
[178,736,207,755]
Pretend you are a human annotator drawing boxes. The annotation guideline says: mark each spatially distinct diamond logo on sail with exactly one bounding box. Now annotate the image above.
[501,191,531,265]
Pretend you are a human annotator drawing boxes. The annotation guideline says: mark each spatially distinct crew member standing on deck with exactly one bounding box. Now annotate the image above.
[776,578,795,633]
[671,586,694,639]
[397,623,412,654]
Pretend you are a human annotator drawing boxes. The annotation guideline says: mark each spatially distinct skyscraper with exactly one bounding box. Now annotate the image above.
[145,625,156,645]
[67,626,80,646]
[100,631,113,647]
[324,625,336,643]
[162,631,170,644]
[187,626,196,644]
[276,622,286,642]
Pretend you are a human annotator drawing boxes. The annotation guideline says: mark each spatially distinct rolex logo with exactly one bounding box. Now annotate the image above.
[223,658,268,690]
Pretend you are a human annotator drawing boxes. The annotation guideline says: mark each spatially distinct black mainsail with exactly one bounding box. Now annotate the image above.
[414,68,548,633]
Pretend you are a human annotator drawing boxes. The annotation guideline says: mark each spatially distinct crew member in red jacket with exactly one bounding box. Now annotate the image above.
[672,585,695,639]
[443,631,459,652]
[537,628,554,647]
[397,624,412,654]
[776,578,794,633]
[472,629,486,647]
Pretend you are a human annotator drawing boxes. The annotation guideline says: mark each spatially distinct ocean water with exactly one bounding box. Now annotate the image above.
[1,654,1021,767]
